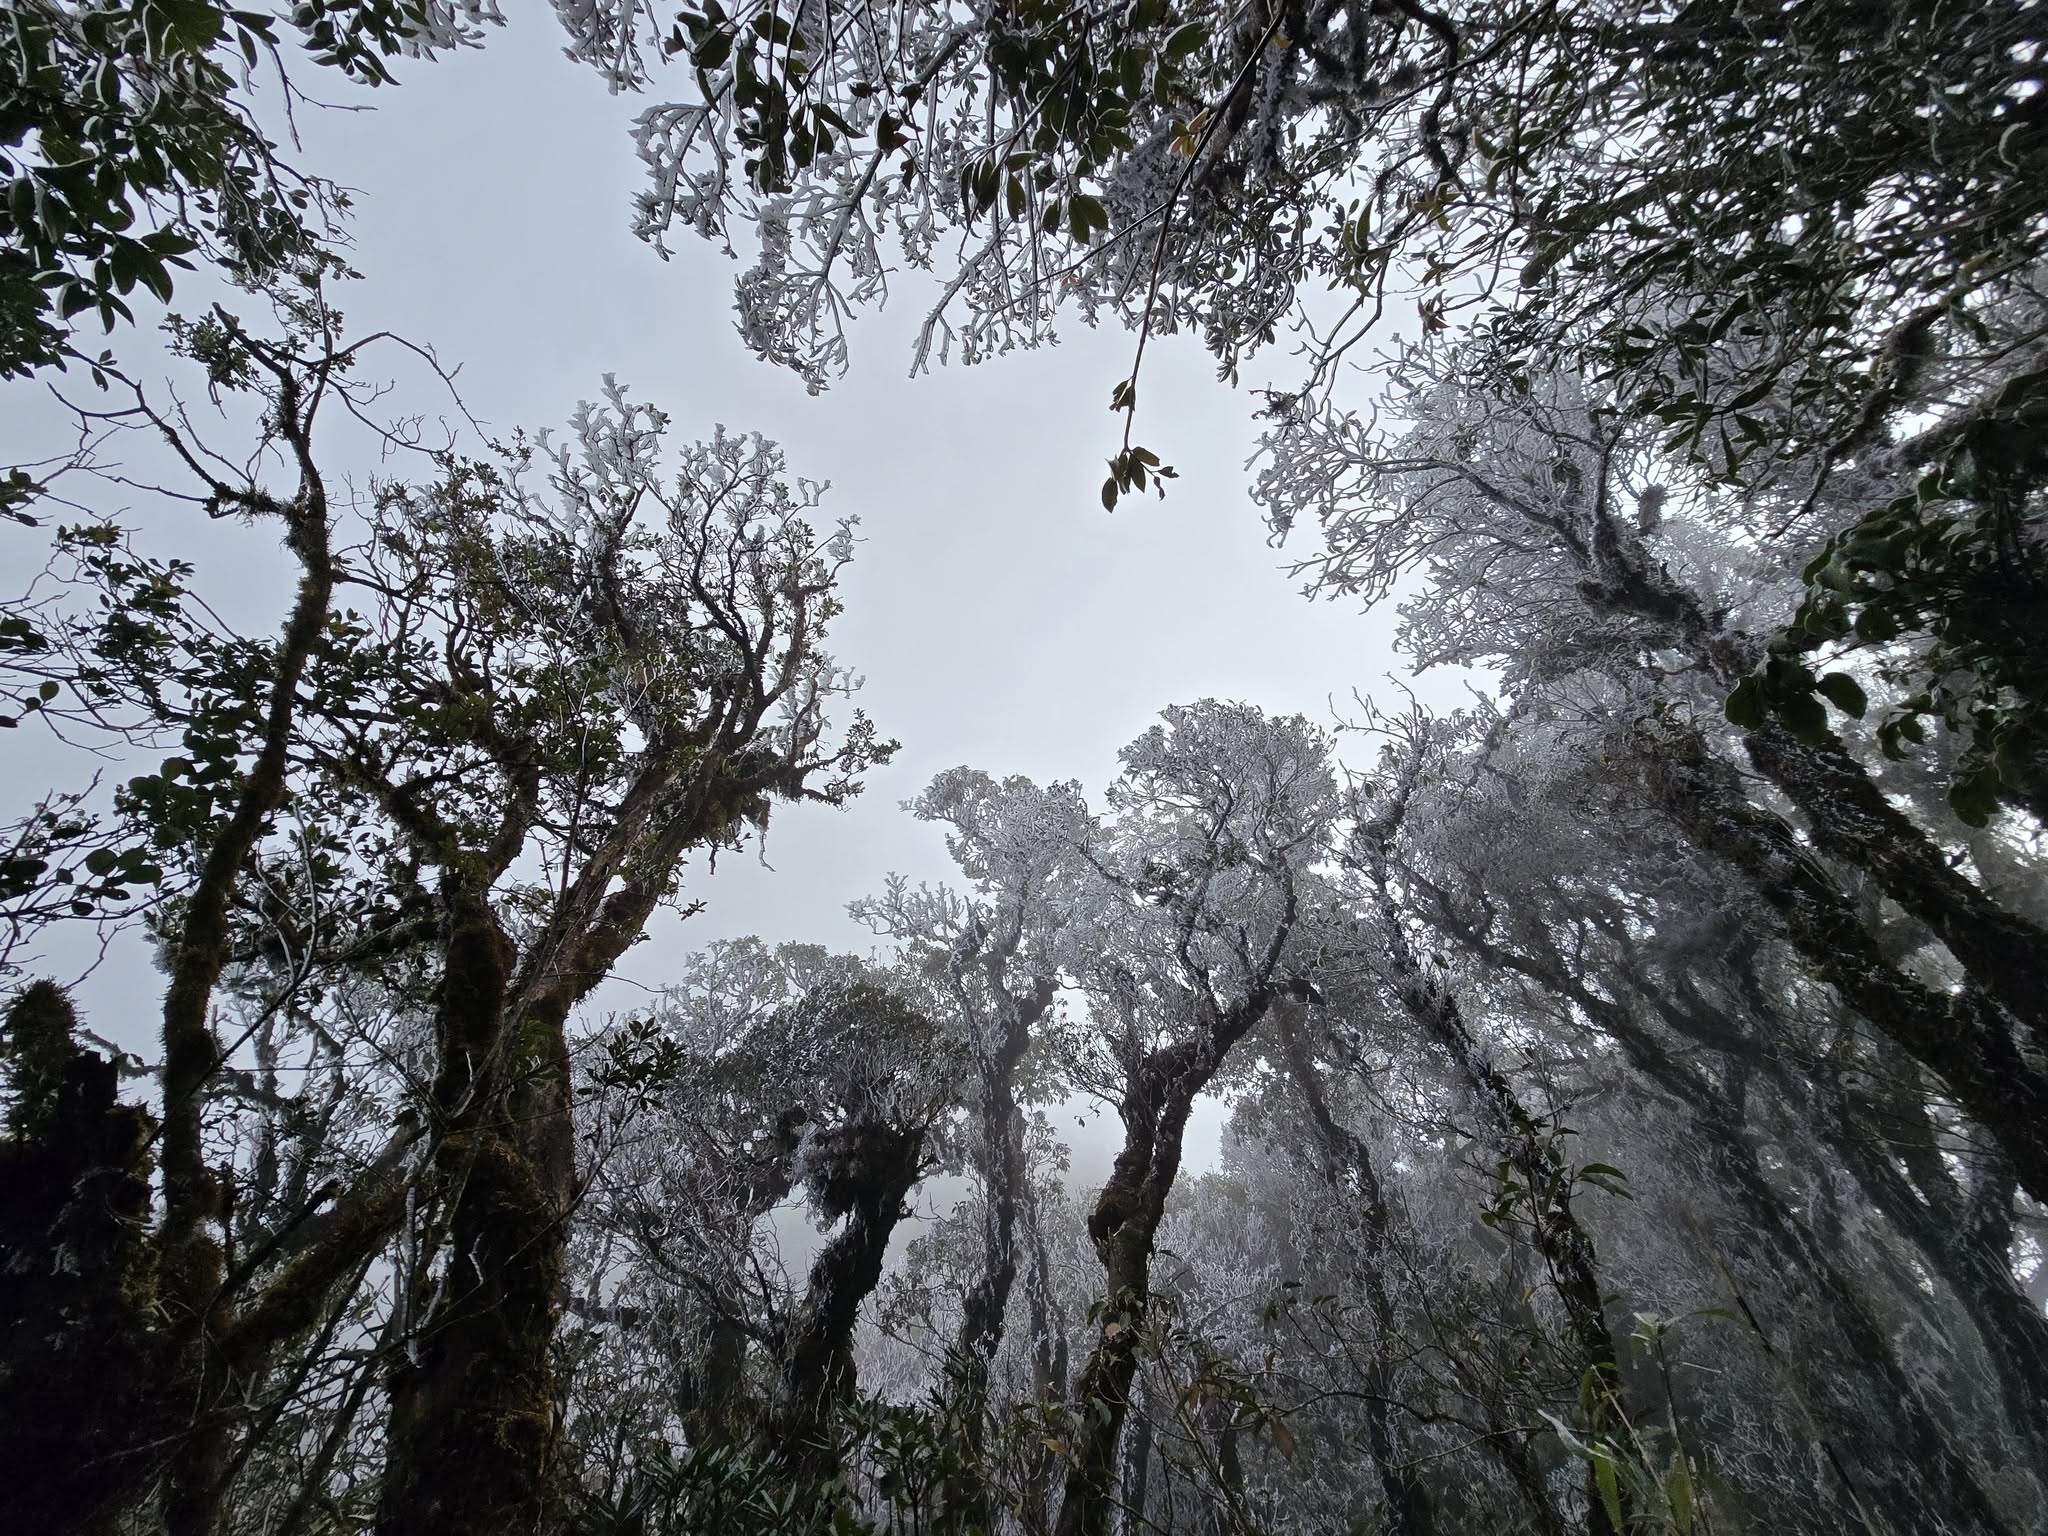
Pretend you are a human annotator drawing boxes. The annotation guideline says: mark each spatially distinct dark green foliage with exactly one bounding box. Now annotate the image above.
[573,1394,1008,1536]
[0,981,163,1535]
[1735,363,2048,822]
[0,0,492,376]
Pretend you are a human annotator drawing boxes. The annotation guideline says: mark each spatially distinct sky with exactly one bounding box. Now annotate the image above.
[1,13,1449,1180]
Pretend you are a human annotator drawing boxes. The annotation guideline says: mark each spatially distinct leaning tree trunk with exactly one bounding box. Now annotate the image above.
[1741,723,2048,1051]
[1574,981,2019,1536]
[1274,1005,1437,1536]
[772,1120,927,1481]
[1666,938,2048,1475]
[1585,505,2048,1046]
[1454,895,2033,1536]
[1819,1084,2048,1480]
[157,456,335,1536]
[1644,721,2048,1205]
[1371,892,1628,1536]
[1706,1092,2018,1535]
[1054,991,1273,1536]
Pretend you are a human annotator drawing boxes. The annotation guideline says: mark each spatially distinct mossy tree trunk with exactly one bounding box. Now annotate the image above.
[380,888,564,1536]
[1645,721,2048,1205]
[1053,987,1275,1536]
[772,1121,927,1479]
[1274,1005,1437,1536]
[953,975,1057,1434]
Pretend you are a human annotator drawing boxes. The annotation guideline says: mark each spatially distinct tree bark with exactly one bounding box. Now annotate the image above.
[1118,1383,1154,1536]
[1742,723,2048,1051]
[1821,1087,2048,1478]
[157,400,335,1536]
[772,1121,926,1479]
[954,976,1057,1420]
[1274,1005,1437,1536]
[1439,892,2036,1534]
[1645,721,2048,1205]
[380,888,565,1536]
[1580,493,2048,1047]
[1372,895,1625,1536]
[1054,990,1273,1536]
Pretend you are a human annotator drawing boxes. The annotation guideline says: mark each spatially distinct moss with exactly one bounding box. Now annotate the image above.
[1,979,80,1136]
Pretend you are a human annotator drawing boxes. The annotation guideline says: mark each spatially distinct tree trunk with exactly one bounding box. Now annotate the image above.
[1742,723,2048,1051]
[1055,992,1272,1536]
[1822,1091,2048,1479]
[1698,1091,2018,1536]
[772,1121,926,1479]
[1644,721,2048,1205]
[1274,1005,1436,1536]
[381,889,567,1536]
[1022,1173,1071,1528]
[1584,508,2048,1046]
[1373,902,1625,1536]
[157,453,335,1536]
[1443,902,2030,1536]
[954,978,1057,1423]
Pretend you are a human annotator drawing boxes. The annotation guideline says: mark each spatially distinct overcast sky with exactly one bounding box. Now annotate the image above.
[2,14,1457,1178]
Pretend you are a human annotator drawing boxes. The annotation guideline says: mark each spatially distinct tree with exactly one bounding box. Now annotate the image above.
[556,0,2048,742]
[1372,701,2037,1531]
[1256,339,2048,1203]
[0,289,891,1535]
[9,6,2048,1532]
[850,768,1087,1437]
[1048,701,1335,1536]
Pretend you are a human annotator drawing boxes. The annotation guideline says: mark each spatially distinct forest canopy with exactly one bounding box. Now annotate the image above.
[2,4,2046,1536]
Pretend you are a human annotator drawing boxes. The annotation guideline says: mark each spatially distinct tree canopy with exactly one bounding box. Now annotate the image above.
[3,4,2046,1536]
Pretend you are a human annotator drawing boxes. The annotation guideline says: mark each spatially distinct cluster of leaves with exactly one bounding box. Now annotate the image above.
[562,0,2048,825]
[1,0,496,375]
[1545,1314,1745,1536]
[1476,1107,1631,1235]
[1731,362,2048,822]
[0,790,163,967]
[0,519,260,947]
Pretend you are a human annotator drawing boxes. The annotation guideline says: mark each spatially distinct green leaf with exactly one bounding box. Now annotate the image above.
[1101,477,1119,512]
[1778,689,1830,744]
[154,0,225,53]
[1069,193,1107,242]
[1815,672,1868,718]
[1164,22,1207,61]
[1724,677,1766,730]
[1667,1453,1696,1533]
[1594,1454,1625,1532]
[1950,768,2000,827]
